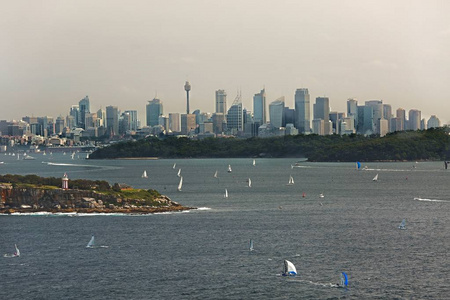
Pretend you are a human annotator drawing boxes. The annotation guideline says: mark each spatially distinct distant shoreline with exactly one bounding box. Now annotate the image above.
[0,206,194,215]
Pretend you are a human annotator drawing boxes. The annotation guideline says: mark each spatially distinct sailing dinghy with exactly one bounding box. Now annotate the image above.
[214,170,218,178]
[86,235,95,248]
[287,175,294,186]
[227,165,232,173]
[142,170,148,178]
[282,260,297,276]
[248,178,252,188]
[224,188,228,198]
[372,174,378,181]
[177,176,183,192]
[4,244,20,257]
[249,239,254,251]
[177,168,181,178]
[340,272,348,287]
[398,219,406,230]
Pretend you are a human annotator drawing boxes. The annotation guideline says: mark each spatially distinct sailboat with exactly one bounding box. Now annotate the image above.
[213,170,218,178]
[86,235,95,248]
[248,178,252,188]
[356,161,361,170]
[252,159,256,166]
[142,170,148,178]
[373,174,378,181]
[319,193,324,198]
[227,165,232,173]
[43,152,46,156]
[398,219,406,230]
[249,239,254,251]
[71,152,75,160]
[286,175,294,186]
[4,244,20,257]
[177,176,183,191]
[172,163,176,169]
[86,153,89,159]
[340,272,348,287]
[224,188,228,198]
[282,260,297,276]
[177,168,181,178]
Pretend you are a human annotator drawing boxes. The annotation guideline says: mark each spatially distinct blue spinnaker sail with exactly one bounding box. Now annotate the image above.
[341,272,348,287]
[356,162,361,169]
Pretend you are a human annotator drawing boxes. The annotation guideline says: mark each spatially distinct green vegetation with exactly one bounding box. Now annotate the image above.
[89,128,450,162]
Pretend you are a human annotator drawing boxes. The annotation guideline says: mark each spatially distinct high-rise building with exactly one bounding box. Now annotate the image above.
[253,89,266,124]
[96,109,105,127]
[390,117,403,132]
[106,106,119,136]
[408,109,421,131]
[269,97,285,128]
[314,97,331,135]
[124,110,138,131]
[365,100,383,134]
[79,96,90,129]
[212,113,225,134]
[227,94,243,134]
[169,113,180,132]
[312,119,325,135]
[347,98,358,132]
[396,108,406,131]
[357,105,374,135]
[55,116,65,134]
[69,105,79,128]
[215,90,227,114]
[146,98,163,127]
[181,114,196,135]
[294,88,310,133]
[427,115,440,129]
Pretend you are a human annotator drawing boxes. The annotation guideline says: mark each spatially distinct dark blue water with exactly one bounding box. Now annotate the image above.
[1,153,450,299]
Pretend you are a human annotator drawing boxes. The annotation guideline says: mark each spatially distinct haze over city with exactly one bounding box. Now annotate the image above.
[2,0,449,123]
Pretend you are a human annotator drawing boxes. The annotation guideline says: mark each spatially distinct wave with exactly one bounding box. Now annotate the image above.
[414,197,450,203]
[46,162,102,168]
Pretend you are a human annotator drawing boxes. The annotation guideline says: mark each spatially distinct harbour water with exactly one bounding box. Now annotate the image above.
[1,153,450,299]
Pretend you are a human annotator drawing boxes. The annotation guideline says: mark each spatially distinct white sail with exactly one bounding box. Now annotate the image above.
[319,193,324,198]
[224,188,228,198]
[177,176,183,191]
[283,260,297,276]
[86,235,95,248]
[142,170,148,178]
[399,219,406,230]
[248,178,252,188]
[249,239,254,251]
[177,168,181,177]
[14,244,20,257]
[86,153,89,159]
[214,170,218,178]
[373,174,378,181]
[252,159,256,166]
[172,163,176,169]
[71,152,75,159]
[43,152,46,156]
[227,165,232,173]
[287,175,294,185]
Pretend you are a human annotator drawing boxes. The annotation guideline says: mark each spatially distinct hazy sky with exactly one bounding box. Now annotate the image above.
[1,0,450,124]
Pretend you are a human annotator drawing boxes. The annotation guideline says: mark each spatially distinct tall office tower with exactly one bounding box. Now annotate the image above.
[365,100,383,134]
[396,108,406,131]
[215,90,227,113]
[357,105,374,135]
[269,97,285,128]
[347,98,358,132]
[341,117,356,135]
[377,118,389,137]
[169,113,180,132]
[84,113,97,129]
[96,109,105,127]
[382,104,392,132]
[283,107,295,126]
[146,98,163,127]
[69,105,79,128]
[408,109,421,131]
[390,117,403,132]
[294,88,311,133]
[227,93,243,134]
[253,88,266,124]
[184,81,191,114]
[427,115,440,129]
[79,96,90,129]
[420,118,426,130]
[124,110,138,131]
[314,97,331,135]
[212,113,225,134]
[181,114,196,135]
[55,116,65,135]
[158,115,169,131]
[66,115,76,130]
[312,119,325,135]
[106,106,119,136]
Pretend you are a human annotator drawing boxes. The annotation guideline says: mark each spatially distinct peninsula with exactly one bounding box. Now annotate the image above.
[0,174,193,214]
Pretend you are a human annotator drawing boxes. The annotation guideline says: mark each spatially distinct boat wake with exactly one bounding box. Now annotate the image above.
[46,162,103,168]
[414,197,450,203]
[285,278,339,288]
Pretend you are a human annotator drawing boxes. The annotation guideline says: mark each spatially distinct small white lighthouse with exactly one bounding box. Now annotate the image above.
[62,173,69,190]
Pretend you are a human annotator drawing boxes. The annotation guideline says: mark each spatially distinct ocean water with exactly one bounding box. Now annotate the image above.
[1,153,450,299]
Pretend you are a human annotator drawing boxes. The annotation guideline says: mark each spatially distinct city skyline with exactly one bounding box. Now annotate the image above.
[2,1,450,123]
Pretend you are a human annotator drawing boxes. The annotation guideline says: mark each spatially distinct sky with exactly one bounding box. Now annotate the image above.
[1,0,450,124]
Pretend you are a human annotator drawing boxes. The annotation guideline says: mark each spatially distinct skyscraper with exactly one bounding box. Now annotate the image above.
[169,113,180,132]
[253,89,266,124]
[408,109,421,131]
[269,97,285,128]
[146,98,163,127]
[396,108,406,131]
[427,115,440,129]
[106,105,119,136]
[184,81,191,114]
[79,96,90,129]
[215,90,227,114]
[227,93,243,134]
[181,114,196,135]
[313,97,331,135]
[69,105,79,128]
[124,110,138,131]
[294,88,311,133]
[347,98,358,130]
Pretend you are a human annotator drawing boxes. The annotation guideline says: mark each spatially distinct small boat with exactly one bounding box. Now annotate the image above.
[86,235,95,248]
[71,152,75,160]
[43,152,46,156]
[224,188,228,198]
[248,178,252,188]
[86,153,89,159]
[0,162,3,164]
[142,170,148,178]
[172,163,176,169]
[282,260,297,276]
[302,192,306,198]
[213,170,218,178]
[4,244,20,258]
[373,174,378,181]
[340,272,348,287]
[286,175,294,186]
[227,165,232,173]
[177,168,181,178]
[249,239,254,251]
[23,155,35,160]
[356,161,361,170]
[398,219,406,230]
[319,193,324,198]
[177,176,183,192]
[252,159,256,166]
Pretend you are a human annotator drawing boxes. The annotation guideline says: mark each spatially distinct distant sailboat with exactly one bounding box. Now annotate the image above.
[302,192,306,198]
[142,170,148,178]
[172,163,176,169]
[177,176,183,191]
[373,174,378,181]
[248,178,252,188]
[71,152,75,160]
[86,236,95,248]
[227,165,232,173]
[287,175,294,186]
[340,272,348,287]
[86,153,89,159]
[319,193,324,198]
[249,239,254,251]
[398,219,406,230]
[224,188,228,198]
[43,152,46,156]
[356,161,361,170]
[213,170,218,178]
[4,244,20,258]
[177,168,181,177]
[252,159,256,166]
[282,260,297,276]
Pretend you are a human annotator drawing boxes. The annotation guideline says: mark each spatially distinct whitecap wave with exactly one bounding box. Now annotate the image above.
[414,197,450,202]
[197,207,212,210]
